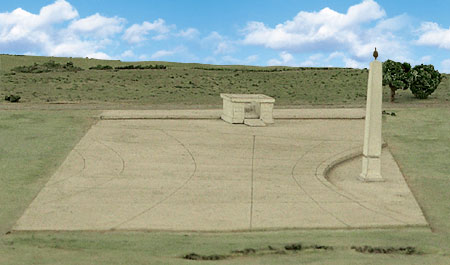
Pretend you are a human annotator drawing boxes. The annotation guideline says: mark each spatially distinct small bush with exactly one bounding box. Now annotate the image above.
[114,64,166,70]
[12,61,82,73]
[89,65,113,70]
[285,243,302,251]
[410,64,442,99]
[4,94,21,102]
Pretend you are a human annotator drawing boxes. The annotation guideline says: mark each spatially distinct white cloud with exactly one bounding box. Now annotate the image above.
[267,51,295,66]
[297,52,365,68]
[243,0,409,63]
[420,55,432,64]
[152,35,168,41]
[138,54,148,60]
[86,52,111,60]
[68,13,125,38]
[298,54,325,67]
[177,28,200,39]
[203,56,218,64]
[121,50,135,58]
[416,22,450,49]
[46,39,103,58]
[308,53,323,61]
[202,31,235,54]
[151,46,184,59]
[215,42,233,54]
[203,31,222,42]
[39,0,79,24]
[0,0,78,44]
[243,0,384,51]
[0,0,122,59]
[123,19,172,43]
[343,57,364,68]
[222,55,242,64]
[280,51,294,63]
[151,49,176,59]
[327,51,345,60]
[442,59,450,73]
[373,14,410,32]
[267,58,282,66]
[221,55,260,65]
[246,55,259,63]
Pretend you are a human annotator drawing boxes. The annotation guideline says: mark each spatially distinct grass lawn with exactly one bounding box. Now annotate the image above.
[0,107,449,264]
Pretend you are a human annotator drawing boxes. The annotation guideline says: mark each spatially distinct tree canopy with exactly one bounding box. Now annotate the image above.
[382,59,413,102]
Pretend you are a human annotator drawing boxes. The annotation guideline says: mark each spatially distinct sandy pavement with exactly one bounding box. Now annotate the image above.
[14,110,427,231]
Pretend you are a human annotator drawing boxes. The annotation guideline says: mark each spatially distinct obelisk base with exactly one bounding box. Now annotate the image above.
[359,155,384,182]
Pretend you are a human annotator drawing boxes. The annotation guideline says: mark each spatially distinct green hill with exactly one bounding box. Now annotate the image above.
[1,54,449,106]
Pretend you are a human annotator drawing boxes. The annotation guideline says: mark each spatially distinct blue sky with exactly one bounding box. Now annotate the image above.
[1,0,450,72]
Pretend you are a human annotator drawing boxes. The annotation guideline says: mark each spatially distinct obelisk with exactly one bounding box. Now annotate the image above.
[359,48,384,182]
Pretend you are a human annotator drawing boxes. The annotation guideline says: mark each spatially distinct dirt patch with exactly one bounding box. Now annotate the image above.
[182,243,334,260]
[351,245,418,255]
[182,244,418,261]
[284,243,303,251]
[183,253,229,261]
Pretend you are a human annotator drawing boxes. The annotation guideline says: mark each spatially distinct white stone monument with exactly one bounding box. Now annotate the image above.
[220,94,275,126]
[359,48,384,182]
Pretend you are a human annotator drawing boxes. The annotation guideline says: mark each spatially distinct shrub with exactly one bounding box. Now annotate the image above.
[89,65,113,70]
[410,64,442,99]
[114,64,166,70]
[11,61,82,73]
[4,94,21,102]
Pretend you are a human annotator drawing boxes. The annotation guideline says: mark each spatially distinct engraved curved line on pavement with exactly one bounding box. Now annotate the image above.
[45,148,86,187]
[315,150,409,222]
[313,145,407,224]
[97,139,126,175]
[112,129,197,229]
[41,139,125,205]
[290,141,350,227]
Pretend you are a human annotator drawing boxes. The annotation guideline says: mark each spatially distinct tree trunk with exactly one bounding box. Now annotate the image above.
[390,85,396,102]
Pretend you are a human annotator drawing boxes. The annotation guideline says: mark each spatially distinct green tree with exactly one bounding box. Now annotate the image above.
[382,60,413,102]
[410,64,442,99]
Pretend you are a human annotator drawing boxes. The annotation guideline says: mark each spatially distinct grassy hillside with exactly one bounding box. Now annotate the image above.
[2,54,449,106]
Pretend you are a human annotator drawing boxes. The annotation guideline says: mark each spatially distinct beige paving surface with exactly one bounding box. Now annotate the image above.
[14,115,427,231]
[100,108,366,120]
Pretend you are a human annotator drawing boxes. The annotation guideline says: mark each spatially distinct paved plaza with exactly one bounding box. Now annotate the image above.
[14,110,427,231]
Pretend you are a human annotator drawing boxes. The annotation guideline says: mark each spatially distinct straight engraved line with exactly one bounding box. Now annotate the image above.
[250,135,256,229]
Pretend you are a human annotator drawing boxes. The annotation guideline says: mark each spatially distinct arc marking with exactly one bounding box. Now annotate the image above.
[313,144,407,224]
[41,139,125,205]
[290,141,350,227]
[46,148,86,187]
[112,129,197,229]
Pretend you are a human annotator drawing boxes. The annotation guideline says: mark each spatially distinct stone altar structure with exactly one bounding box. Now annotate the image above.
[220,94,275,126]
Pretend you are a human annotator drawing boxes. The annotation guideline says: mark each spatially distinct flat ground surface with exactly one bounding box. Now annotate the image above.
[14,113,426,231]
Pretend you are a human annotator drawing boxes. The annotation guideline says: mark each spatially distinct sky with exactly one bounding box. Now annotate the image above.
[1,0,450,72]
